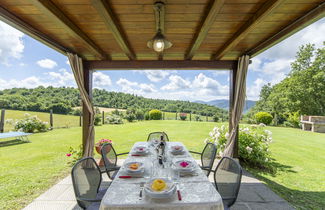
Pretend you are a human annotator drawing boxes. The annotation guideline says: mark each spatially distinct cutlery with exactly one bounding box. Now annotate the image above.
[118,175,143,178]
[176,183,182,201]
[139,182,145,200]
[131,154,145,156]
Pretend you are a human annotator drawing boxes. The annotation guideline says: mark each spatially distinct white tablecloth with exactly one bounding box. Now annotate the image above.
[100,142,223,210]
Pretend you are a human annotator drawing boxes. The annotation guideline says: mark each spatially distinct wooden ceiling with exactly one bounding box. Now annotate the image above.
[0,0,324,61]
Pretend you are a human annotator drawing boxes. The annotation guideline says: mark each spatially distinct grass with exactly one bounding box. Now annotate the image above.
[0,120,324,209]
[1,109,80,132]
[247,126,325,209]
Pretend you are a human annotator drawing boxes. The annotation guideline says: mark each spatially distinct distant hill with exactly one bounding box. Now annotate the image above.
[195,99,256,112]
[0,87,227,116]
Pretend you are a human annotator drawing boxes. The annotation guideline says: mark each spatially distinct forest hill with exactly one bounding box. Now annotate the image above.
[0,87,227,117]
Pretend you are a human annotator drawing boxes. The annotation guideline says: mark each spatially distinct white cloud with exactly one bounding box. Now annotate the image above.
[0,21,24,65]
[37,58,57,69]
[161,75,190,90]
[258,18,325,60]
[66,59,70,65]
[247,78,267,100]
[116,78,156,94]
[133,70,173,82]
[193,73,228,95]
[93,72,112,88]
[47,68,75,86]
[0,76,47,90]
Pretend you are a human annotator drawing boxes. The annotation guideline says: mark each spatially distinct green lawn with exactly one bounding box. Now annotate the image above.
[2,110,80,132]
[0,121,324,210]
[247,126,325,209]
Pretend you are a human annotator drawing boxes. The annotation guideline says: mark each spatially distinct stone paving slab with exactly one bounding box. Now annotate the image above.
[23,159,295,210]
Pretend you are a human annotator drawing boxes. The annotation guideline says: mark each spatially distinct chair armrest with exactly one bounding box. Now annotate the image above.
[116,152,129,156]
[77,197,101,203]
[107,166,120,172]
[189,151,201,155]
[201,166,214,173]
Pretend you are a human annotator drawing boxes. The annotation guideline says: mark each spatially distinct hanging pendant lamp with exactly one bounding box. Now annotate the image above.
[147,1,172,53]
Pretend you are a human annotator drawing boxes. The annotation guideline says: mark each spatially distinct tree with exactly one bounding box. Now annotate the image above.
[248,43,325,124]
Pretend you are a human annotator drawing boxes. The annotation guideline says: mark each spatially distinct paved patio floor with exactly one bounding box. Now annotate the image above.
[23,160,295,210]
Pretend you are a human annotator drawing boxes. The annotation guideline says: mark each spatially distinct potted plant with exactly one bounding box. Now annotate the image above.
[95,139,112,166]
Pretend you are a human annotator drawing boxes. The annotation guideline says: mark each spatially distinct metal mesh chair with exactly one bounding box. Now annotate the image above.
[71,157,107,210]
[101,143,128,180]
[147,131,169,142]
[213,157,242,209]
[190,143,217,176]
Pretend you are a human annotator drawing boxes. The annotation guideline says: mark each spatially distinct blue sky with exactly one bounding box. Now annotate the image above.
[0,18,324,101]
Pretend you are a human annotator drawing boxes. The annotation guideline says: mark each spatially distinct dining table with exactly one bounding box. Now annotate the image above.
[100,141,224,210]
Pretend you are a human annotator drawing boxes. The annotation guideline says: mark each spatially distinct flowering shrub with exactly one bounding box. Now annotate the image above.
[205,124,272,168]
[179,113,187,120]
[106,114,123,124]
[14,114,48,133]
[96,138,112,146]
[66,145,83,166]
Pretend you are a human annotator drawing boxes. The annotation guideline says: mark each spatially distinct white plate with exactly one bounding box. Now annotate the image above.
[170,145,185,155]
[174,160,196,172]
[124,162,144,173]
[132,146,149,155]
[144,178,176,199]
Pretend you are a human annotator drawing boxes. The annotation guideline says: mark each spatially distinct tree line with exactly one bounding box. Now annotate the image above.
[0,86,227,118]
[246,43,325,127]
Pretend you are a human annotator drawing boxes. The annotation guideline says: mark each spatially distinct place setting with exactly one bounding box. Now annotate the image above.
[130,144,151,157]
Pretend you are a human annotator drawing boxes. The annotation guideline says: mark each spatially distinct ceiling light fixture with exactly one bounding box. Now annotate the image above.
[147,1,172,53]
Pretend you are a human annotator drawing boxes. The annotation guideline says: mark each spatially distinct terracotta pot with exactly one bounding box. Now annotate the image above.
[95,144,112,167]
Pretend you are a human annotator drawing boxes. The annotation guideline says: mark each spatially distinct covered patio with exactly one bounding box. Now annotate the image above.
[0,0,324,209]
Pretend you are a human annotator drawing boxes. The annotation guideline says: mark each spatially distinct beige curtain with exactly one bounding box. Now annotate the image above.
[67,53,95,158]
[223,55,250,157]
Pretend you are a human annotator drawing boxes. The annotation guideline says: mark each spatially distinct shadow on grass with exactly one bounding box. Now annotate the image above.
[241,158,297,177]
[0,138,30,147]
[246,170,325,210]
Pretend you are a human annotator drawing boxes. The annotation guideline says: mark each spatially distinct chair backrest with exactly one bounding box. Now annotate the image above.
[101,143,118,178]
[214,157,242,208]
[201,143,217,176]
[147,132,169,142]
[71,157,101,209]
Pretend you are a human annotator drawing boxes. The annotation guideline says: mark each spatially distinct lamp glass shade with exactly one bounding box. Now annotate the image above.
[153,39,165,52]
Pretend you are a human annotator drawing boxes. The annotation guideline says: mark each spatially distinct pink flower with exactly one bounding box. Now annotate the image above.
[98,139,113,145]
[66,153,71,157]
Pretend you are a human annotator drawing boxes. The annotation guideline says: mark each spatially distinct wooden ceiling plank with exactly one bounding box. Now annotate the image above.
[247,2,325,57]
[185,0,225,60]
[0,6,78,57]
[91,0,136,60]
[31,0,108,60]
[85,60,237,70]
[212,0,285,60]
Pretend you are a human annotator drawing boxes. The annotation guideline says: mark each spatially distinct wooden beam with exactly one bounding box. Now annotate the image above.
[212,0,285,60]
[247,2,325,57]
[0,6,73,56]
[91,0,136,60]
[85,60,237,70]
[31,0,108,60]
[185,0,225,60]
